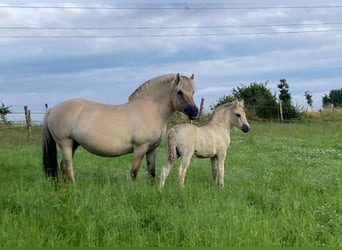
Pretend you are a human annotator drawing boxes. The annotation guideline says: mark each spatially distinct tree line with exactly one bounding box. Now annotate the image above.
[1,82,342,123]
[211,80,342,120]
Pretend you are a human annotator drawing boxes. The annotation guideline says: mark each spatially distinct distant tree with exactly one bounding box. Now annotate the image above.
[304,91,313,109]
[329,89,342,107]
[322,89,342,108]
[322,94,331,107]
[277,79,299,119]
[213,81,278,119]
[210,95,235,110]
[278,79,291,104]
[0,101,11,123]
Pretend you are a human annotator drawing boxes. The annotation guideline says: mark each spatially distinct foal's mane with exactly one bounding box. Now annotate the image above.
[206,102,237,124]
[209,102,232,118]
[129,74,176,101]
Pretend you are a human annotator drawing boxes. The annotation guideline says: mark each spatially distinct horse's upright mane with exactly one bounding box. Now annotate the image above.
[214,102,234,112]
[207,102,233,123]
[129,74,176,101]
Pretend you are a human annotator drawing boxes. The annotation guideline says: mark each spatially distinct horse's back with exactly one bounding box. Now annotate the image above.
[48,98,125,129]
[170,123,198,148]
[47,98,87,137]
[47,98,118,140]
[171,123,197,138]
[48,98,133,155]
[170,123,229,158]
[49,98,88,117]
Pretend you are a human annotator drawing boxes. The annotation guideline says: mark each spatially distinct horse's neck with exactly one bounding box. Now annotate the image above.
[206,110,232,131]
[155,93,175,122]
[131,91,175,125]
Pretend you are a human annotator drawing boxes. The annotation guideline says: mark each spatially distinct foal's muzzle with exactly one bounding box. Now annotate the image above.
[242,124,250,133]
[184,104,199,120]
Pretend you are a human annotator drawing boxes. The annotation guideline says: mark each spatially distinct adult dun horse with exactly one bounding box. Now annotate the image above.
[160,100,250,187]
[42,73,198,182]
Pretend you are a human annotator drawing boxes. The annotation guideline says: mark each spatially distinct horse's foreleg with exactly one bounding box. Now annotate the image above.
[146,149,156,183]
[217,153,226,187]
[178,154,192,187]
[131,145,149,180]
[210,156,218,184]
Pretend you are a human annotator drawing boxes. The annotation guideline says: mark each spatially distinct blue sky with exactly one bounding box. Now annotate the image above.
[1,0,342,121]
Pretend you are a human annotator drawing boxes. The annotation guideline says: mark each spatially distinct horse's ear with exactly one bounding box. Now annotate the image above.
[239,100,244,107]
[175,73,180,85]
[190,73,194,80]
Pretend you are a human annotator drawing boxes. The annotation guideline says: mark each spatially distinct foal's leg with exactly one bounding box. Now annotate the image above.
[210,156,218,184]
[160,157,176,187]
[217,153,226,187]
[146,149,157,184]
[131,144,149,180]
[178,154,192,187]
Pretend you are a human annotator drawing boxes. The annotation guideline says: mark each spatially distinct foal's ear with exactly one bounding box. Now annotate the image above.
[239,100,244,107]
[190,73,194,80]
[175,73,180,84]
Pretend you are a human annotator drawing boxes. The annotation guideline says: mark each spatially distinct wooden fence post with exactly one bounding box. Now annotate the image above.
[279,100,284,122]
[24,105,32,138]
[199,98,205,118]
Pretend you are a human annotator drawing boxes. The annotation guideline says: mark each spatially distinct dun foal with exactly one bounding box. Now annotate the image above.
[160,100,250,187]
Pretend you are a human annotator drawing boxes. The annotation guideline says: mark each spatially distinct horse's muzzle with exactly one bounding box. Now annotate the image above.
[183,104,199,120]
[242,124,250,133]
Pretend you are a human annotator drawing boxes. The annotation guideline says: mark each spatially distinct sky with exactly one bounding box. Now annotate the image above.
[0,0,342,122]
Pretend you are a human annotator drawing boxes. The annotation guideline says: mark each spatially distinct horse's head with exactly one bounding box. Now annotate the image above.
[231,100,250,133]
[171,73,199,120]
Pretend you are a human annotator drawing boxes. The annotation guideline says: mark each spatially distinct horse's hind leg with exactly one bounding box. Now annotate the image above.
[178,154,192,187]
[60,140,75,182]
[131,144,149,180]
[159,158,175,187]
[211,156,218,184]
[217,153,226,187]
[146,149,156,183]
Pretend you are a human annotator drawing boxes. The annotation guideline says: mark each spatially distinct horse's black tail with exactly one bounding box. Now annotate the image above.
[42,109,58,179]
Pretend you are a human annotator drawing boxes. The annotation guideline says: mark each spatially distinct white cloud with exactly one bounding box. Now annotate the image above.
[197,86,233,95]
[0,1,341,115]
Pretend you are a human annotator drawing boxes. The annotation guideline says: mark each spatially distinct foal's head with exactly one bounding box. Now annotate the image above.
[171,73,199,120]
[230,100,250,133]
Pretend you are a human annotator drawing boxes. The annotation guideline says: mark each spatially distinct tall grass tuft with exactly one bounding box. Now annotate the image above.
[301,108,342,122]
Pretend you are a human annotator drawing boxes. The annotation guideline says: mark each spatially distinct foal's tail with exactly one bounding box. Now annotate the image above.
[160,128,179,187]
[42,109,58,179]
[167,128,179,162]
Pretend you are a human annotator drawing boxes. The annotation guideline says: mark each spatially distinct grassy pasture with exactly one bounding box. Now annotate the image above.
[0,122,341,247]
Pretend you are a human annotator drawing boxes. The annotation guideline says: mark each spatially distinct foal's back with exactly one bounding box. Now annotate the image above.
[170,120,231,159]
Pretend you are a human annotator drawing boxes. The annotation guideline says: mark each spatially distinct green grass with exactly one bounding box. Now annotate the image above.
[0,122,341,247]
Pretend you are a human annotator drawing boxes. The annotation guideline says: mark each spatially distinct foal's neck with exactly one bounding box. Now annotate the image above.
[206,109,233,131]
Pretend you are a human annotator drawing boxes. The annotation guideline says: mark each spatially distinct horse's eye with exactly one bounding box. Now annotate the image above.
[177,90,183,96]
[236,113,241,118]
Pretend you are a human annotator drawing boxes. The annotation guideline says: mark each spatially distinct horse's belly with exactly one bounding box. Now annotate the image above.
[194,137,217,158]
[74,132,133,157]
[81,142,133,157]
[194,148,216,158]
